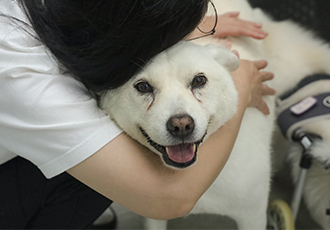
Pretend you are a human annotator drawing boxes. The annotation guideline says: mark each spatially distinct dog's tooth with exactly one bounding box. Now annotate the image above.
[165,147,169,154]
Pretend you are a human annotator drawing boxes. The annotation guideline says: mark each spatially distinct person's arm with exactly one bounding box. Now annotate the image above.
[188,11,268,40]
[67,60,275,220]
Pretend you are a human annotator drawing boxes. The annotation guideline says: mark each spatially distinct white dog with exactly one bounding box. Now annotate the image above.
[102,40,274,229]
[101,0,330,229]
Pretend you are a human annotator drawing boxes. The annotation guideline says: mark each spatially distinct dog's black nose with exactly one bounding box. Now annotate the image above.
[166,114,195,139]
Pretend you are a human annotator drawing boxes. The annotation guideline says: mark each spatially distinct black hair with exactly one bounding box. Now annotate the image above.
[18,0,209,93]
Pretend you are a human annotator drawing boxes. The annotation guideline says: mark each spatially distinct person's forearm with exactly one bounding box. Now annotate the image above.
[67,96,249,220]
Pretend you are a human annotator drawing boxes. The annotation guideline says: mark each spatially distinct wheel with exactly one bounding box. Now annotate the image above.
[267,199,295,230]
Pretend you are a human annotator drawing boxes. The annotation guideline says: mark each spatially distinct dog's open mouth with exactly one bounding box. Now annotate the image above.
[139,127,204,168]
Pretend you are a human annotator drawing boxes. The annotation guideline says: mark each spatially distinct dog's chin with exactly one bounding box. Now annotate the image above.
[139,127,205,169]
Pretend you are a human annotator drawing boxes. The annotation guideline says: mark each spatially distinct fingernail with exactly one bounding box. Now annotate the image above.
[256,31,268,38]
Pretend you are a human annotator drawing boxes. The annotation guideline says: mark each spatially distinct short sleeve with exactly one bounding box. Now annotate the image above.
[0,1,123,178]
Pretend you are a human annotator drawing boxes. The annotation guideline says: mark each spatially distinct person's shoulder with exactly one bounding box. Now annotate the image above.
[0,1,37,50]
[0,1,27,23]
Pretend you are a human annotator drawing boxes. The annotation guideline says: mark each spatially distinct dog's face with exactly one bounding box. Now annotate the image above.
[101,41,239,169]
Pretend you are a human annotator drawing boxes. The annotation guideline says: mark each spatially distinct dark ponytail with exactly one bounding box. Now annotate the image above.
[19,0,208,93]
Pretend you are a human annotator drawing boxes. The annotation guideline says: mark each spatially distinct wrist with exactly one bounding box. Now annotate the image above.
[236,90,250,114]
[231,74,250,109]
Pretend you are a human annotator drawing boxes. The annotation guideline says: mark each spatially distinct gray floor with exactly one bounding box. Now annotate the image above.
[111,161,322,230]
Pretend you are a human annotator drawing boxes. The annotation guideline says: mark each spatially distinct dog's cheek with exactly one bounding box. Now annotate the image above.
[208,81,238,127]
[192,89,203,102]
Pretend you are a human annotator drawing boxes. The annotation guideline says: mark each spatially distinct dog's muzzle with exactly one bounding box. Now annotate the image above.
[139,127,205,168]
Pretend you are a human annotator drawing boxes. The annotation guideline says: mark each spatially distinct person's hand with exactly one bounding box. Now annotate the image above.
[214,12,268,39]
[199,12,268,40]
[231,59,275,115]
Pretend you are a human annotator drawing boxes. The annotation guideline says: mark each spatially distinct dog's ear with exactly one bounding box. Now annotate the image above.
[204,44,240,72]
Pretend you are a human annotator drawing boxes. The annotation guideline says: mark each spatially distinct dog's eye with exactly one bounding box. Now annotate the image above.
[134,81,154,94]
[191,74,207,88]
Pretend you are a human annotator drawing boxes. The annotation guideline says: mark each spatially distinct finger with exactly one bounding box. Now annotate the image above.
[221,12,262,30]
[256,100,270,115]
[227,19,267,39]
[217,39,232,49]
[219,23,267,39]
[254,22,263,28]
[231,50,240,58]
[222,11,240,18]
[214,15,267,38]
[260,71,274,82]
[240,21,267,34]
[261,84,276,96]
[243,26,268,39]
[253,60,268,70]
[235,20,264,31]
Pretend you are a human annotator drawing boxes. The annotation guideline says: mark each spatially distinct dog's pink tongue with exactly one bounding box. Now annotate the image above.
[167,144,194,163]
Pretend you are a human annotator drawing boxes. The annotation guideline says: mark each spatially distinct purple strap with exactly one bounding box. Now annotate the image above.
[277,93,330,138]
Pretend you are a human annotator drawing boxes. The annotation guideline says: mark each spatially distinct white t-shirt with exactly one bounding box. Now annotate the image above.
[0,1,123,178]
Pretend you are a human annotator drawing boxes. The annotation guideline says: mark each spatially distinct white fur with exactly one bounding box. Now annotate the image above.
[206,1,330,228]
[101,0,330,229]
[102,41,273,229]
[288,120,330,229]
[102,43,240,167]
